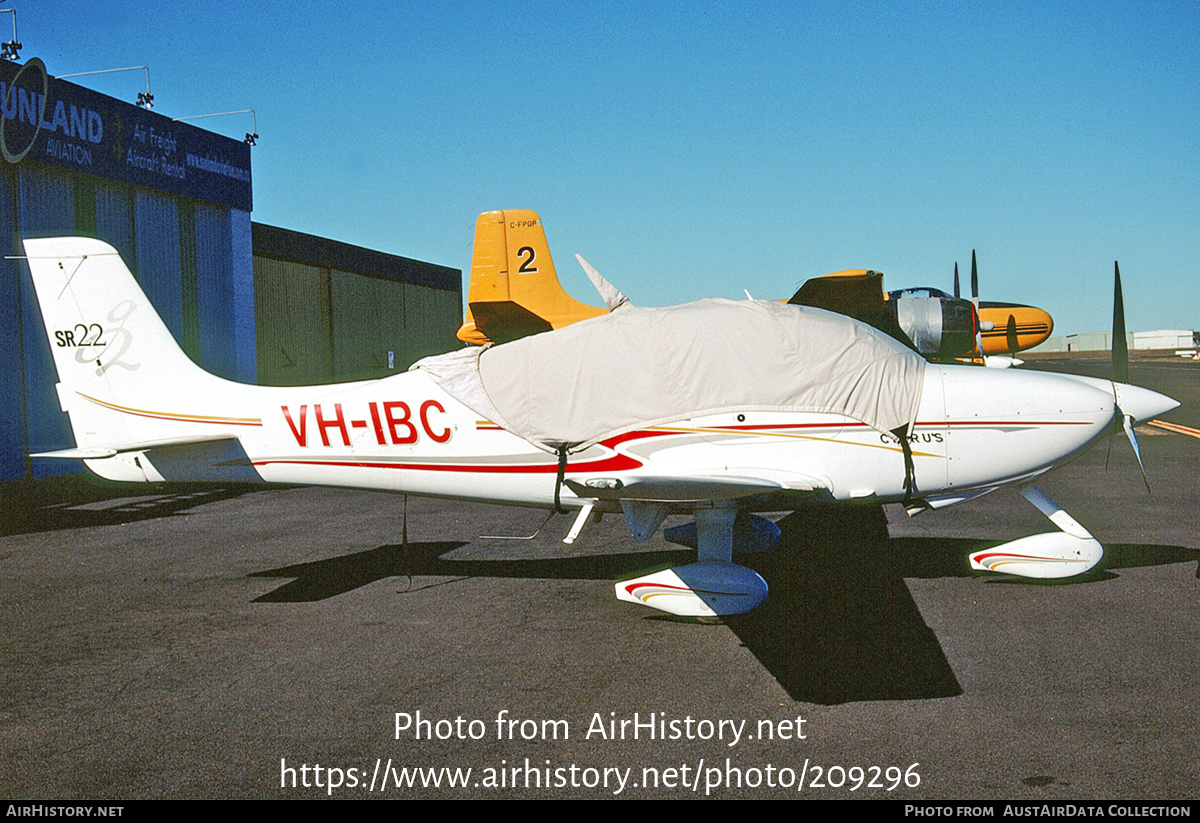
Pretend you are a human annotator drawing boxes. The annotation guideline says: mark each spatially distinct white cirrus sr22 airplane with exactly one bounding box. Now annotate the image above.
[22,228,1178,619]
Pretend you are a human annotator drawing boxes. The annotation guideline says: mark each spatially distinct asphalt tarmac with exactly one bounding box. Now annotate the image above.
[1,358,1196,799]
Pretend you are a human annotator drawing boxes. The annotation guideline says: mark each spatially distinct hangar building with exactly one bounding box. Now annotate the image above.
[0,56,462,483]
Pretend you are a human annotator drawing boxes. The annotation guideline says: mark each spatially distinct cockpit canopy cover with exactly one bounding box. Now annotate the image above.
[415,298,926,452]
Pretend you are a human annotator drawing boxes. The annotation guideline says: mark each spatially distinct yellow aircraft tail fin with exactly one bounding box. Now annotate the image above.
[457,209,607,345]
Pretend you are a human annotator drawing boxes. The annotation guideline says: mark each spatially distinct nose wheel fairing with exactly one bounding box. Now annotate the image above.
[969,486,1103,579]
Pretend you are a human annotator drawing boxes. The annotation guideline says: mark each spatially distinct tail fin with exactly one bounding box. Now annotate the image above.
[23,237,258,479]
[457,209,606,345]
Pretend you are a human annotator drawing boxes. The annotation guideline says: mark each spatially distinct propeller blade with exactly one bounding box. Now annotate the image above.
[953,262,960,298]
[1107,265,1152,493]
[1112,261,1128,385]
[1006,315,1019,355]
[1121,413,1151,494]
[1105,390,1124,473]
[971,250,982,357]
[970,250,979,301]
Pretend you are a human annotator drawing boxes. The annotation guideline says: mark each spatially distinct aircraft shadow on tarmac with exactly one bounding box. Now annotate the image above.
[249,505,1196,706]
[0,476,261,537]
[250,541,686,603]
[734,511,1195,703]
[726,506,964,705]
[735,508,1195,703]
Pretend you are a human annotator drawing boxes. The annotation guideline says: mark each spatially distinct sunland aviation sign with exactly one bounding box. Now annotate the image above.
[0,57,251,211]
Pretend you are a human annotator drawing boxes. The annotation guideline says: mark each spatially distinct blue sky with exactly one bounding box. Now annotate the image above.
[25,0,1200,334]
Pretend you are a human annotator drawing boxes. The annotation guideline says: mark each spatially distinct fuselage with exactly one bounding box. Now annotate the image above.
[88,362,1127,511]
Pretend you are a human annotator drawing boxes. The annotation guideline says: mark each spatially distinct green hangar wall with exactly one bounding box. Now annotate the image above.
[251,224,462,387]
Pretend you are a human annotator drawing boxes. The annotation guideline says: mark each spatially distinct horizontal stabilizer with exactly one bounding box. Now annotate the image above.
[32,435,240,460]
[36,435,257,484]
[31,447,119,459]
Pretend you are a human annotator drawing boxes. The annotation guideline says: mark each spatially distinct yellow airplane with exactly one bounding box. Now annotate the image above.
[457,210,1053,362]
[787,257,1055,363]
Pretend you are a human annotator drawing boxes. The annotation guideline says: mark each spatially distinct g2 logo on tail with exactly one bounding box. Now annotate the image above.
[92,300,139,374]
[54,300,140,374]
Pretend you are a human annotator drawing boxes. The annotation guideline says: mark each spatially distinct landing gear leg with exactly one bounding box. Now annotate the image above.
[694,502,737,562]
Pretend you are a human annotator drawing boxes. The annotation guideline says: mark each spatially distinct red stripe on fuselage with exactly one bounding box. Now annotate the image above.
[251,430,656,474]
[250,453,643,473]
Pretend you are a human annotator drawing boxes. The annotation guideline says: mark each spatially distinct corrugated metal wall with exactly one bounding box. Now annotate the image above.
[133,190,184,340]
[230,210,255,384]
[95,180,136,265]
[255,264,462,386]
[254,257,333,385]
[330,268,408,381]
[0,166,21,480]
[18,165,77,473]
[402,282,462,365]
[195,203,237,378]
[253,226,462,387]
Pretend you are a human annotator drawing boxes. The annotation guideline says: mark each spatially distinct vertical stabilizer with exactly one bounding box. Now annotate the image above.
[22,237,257,456]
[457,209,606,345]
